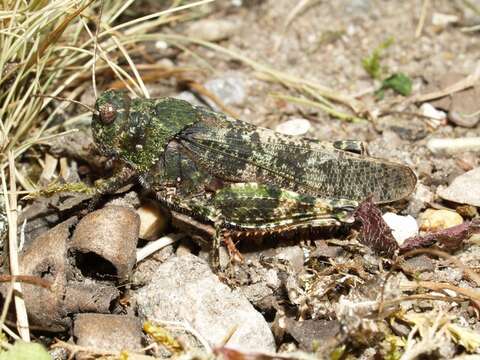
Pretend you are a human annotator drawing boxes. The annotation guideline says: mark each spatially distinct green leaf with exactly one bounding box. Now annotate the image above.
[0,341,52,360]
[361,37,394,79]
[381,73,412,96]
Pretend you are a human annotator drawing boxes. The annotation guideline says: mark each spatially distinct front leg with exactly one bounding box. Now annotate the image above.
[89,165,137,210]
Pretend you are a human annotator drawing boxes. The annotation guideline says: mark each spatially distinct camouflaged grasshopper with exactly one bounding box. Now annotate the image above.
[92,89,416,266]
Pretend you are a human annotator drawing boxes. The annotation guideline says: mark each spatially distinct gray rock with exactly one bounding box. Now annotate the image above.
[135,254,275,352]
[205,74,246,107]
[428,72,480,128]
[438,167,480,206]
[174,91,203,106]
[406,183,434,216]
[448,85,480,128]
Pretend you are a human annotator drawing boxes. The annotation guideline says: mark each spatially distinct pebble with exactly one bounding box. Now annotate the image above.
[137,201,167,241]
[418,209,463,231]
[420,103,447,120]
[186,19,238,42]
[382,212,419,245]
[135,254,275,352]
[426,137,480,155]
[438,167,480,207]
[174,91,203,106]
[448,86,480,128]
[204,74,246,106]
[406,183,434,216]
[275,118,311,136]
[432,12,459,27]
[428,73,480,128]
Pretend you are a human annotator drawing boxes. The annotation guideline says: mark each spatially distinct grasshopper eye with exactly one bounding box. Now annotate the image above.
[98,104,117,125]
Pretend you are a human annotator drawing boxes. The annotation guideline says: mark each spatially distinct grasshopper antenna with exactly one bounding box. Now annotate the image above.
[33,94,95,113]
[92,0,104,100]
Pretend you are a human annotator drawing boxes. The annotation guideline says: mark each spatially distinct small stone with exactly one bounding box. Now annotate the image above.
[432,12,459,27]
[407,183,434,216]
[204,74,246,106]
[135,254,275,352]
[418,209,463,232]
[426,72,480,128]
[174,91,203,106]
[186,19,238,42]
[448,86,480,128]
[382,213,418,245]
[137,201,167,241]
[401,255,435,273]
[438,167,480,206]
[275,118,311,136]
[275,245,304,272]
[420,103,447,120]
[155,40,168,50]
[284,318,340,352]
[427,137,480,155]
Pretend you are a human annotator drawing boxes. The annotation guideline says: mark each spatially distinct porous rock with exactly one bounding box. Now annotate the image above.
[8,218,76,331]
[134,254,275,352]
[69,205,140,281]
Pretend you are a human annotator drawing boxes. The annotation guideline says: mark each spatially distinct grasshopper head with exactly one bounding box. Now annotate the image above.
[92,89,131,157]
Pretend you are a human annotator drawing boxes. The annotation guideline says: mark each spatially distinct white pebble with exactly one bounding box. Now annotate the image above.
[382,212,419,245]
[420,103,447,120]
[427,137,480,155]
[275,118,311,136]
[432,12,459,27]
[155,41,168,50]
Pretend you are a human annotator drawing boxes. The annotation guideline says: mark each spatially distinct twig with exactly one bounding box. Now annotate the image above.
[136,233,183,263]
[0,275,52,289]
[92,0,105,99]
[1,324,20,341]
[415,0,430,38]
[32,94,95,113]
[274,0,314,51]
[400,280,480,303]
[158,34,365,113]
[382,294,466,308]
[413,61,480,103]
[2,153,30,341]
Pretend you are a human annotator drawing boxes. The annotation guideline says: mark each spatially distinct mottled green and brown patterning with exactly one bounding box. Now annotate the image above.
[91,89,416,234]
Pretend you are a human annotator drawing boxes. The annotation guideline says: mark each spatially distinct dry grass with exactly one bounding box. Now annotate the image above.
[0,0,213,343]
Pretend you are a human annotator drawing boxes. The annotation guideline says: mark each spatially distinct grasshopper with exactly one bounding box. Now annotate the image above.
[91,90,416,266]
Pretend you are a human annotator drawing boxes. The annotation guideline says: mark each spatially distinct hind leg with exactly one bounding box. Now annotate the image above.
[333,140,369,155]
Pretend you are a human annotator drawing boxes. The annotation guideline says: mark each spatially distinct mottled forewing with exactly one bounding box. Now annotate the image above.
[177,111,416,203]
